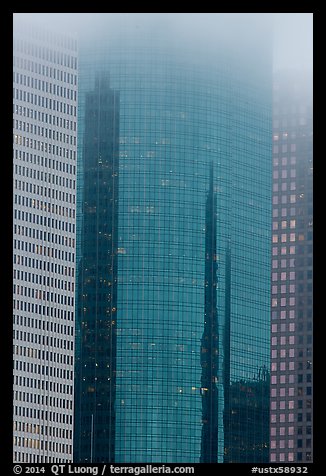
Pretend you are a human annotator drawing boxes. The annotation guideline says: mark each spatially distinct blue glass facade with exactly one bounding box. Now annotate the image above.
[74,74,119,462]
[75,14,272,463]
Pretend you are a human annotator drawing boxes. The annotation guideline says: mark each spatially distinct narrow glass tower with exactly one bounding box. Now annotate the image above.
[74,74,120,462]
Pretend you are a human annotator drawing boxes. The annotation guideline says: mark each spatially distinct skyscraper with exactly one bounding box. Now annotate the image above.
[13,16,78,462]
[74,73,120,463]
[270,71,313,463]
[74,14,272,463]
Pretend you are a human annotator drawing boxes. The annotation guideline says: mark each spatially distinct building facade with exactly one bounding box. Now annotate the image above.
[13,16,78,462]
[74,74,120,462]
[270,71,313,463]
[74,14,272,463]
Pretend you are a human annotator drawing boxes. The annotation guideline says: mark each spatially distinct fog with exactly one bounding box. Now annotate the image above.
[14,12,313,73]
[272,13,313,72]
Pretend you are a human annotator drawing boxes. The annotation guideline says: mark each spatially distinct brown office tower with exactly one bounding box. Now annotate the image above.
[270,71,313,463]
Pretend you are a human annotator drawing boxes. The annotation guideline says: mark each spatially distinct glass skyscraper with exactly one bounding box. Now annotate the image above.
[13,16,77,462]
[74,13,272,463]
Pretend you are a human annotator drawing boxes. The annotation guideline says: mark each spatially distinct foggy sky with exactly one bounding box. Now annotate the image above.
[272,13,313,72]
[14,12,313,72]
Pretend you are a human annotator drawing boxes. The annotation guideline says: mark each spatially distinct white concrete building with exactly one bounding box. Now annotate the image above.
[13,15,78,463]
